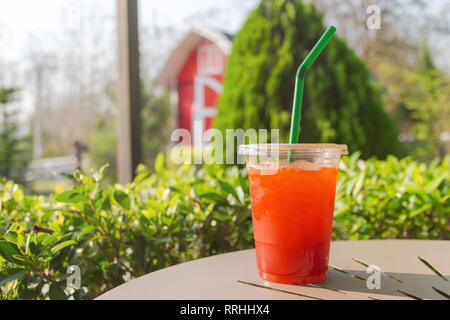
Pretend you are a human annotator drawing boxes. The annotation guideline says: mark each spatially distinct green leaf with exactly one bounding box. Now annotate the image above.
[152,237,172,245]
[418,256,449,282]
[58,172,77,182]
[28,241,41,255]
[0,268,26,286]
[219,181,241,204]
[134,171,150,184]
[51,240,77,254]
[199,192,228,203]
[93,164,109,182]
[77,226,95,241]
[432,287,450,300]
[237,280,321,300]
[397,289,423,300]
[4,230,19,244]
[18,279,43,299]
[409,204,432,218]
[352,171,365,198]
[154,153,164,172]
[55,190,87,203]
[352,258,403,283]
[424,171,448,194]
[40,235,58,248]
[49,284,68,300]
[101,196,111,211]
[114,190,131,210]
[0,241,25,265]
[134,236,147,270]
[145,199,166,212]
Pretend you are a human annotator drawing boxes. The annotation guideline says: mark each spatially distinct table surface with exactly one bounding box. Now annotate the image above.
[97,240,450,300]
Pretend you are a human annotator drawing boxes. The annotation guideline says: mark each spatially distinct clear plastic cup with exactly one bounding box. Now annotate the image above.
[239,144,348,284]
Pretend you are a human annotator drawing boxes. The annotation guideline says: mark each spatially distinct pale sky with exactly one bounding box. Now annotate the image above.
[0,0,256,62]
[0,0,257,114]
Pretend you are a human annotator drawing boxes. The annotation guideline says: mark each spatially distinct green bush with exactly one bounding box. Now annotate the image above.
[0,156,253,300]
[215,0,402,158]
[335,153,449,240]
[1,154,449,299]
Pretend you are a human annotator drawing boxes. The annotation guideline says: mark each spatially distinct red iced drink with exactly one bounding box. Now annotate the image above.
[240,144,347,284]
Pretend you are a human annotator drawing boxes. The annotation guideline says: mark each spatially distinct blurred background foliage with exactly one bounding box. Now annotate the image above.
[0,88,32,183]
[379,46,450,160]
[215,0,402,158]
[0,153,448,299]
[87,83,173,183]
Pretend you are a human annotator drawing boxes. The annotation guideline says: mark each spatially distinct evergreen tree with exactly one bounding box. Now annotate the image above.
[215,0,402,158]
[399,46,450,159]
[417,45,436,74]
[0,88,32,182]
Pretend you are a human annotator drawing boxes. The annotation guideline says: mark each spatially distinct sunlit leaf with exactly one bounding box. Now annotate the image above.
[0,241,25,265]
[55,190,87,203]
[114,190,131,210]
[51,240,77,254]
[418,256,449,282]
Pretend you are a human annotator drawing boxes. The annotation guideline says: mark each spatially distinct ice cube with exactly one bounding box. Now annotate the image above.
[291,160,322,171]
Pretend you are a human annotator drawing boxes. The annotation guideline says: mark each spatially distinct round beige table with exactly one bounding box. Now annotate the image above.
[97,240,450,300]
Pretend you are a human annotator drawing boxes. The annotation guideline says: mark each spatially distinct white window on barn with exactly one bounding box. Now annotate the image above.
[197,42,224,76]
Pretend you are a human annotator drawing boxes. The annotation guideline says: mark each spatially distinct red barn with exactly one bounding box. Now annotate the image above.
[156,24,232,146]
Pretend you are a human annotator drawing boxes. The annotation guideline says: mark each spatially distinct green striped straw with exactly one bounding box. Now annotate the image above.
[289,26,337,144]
